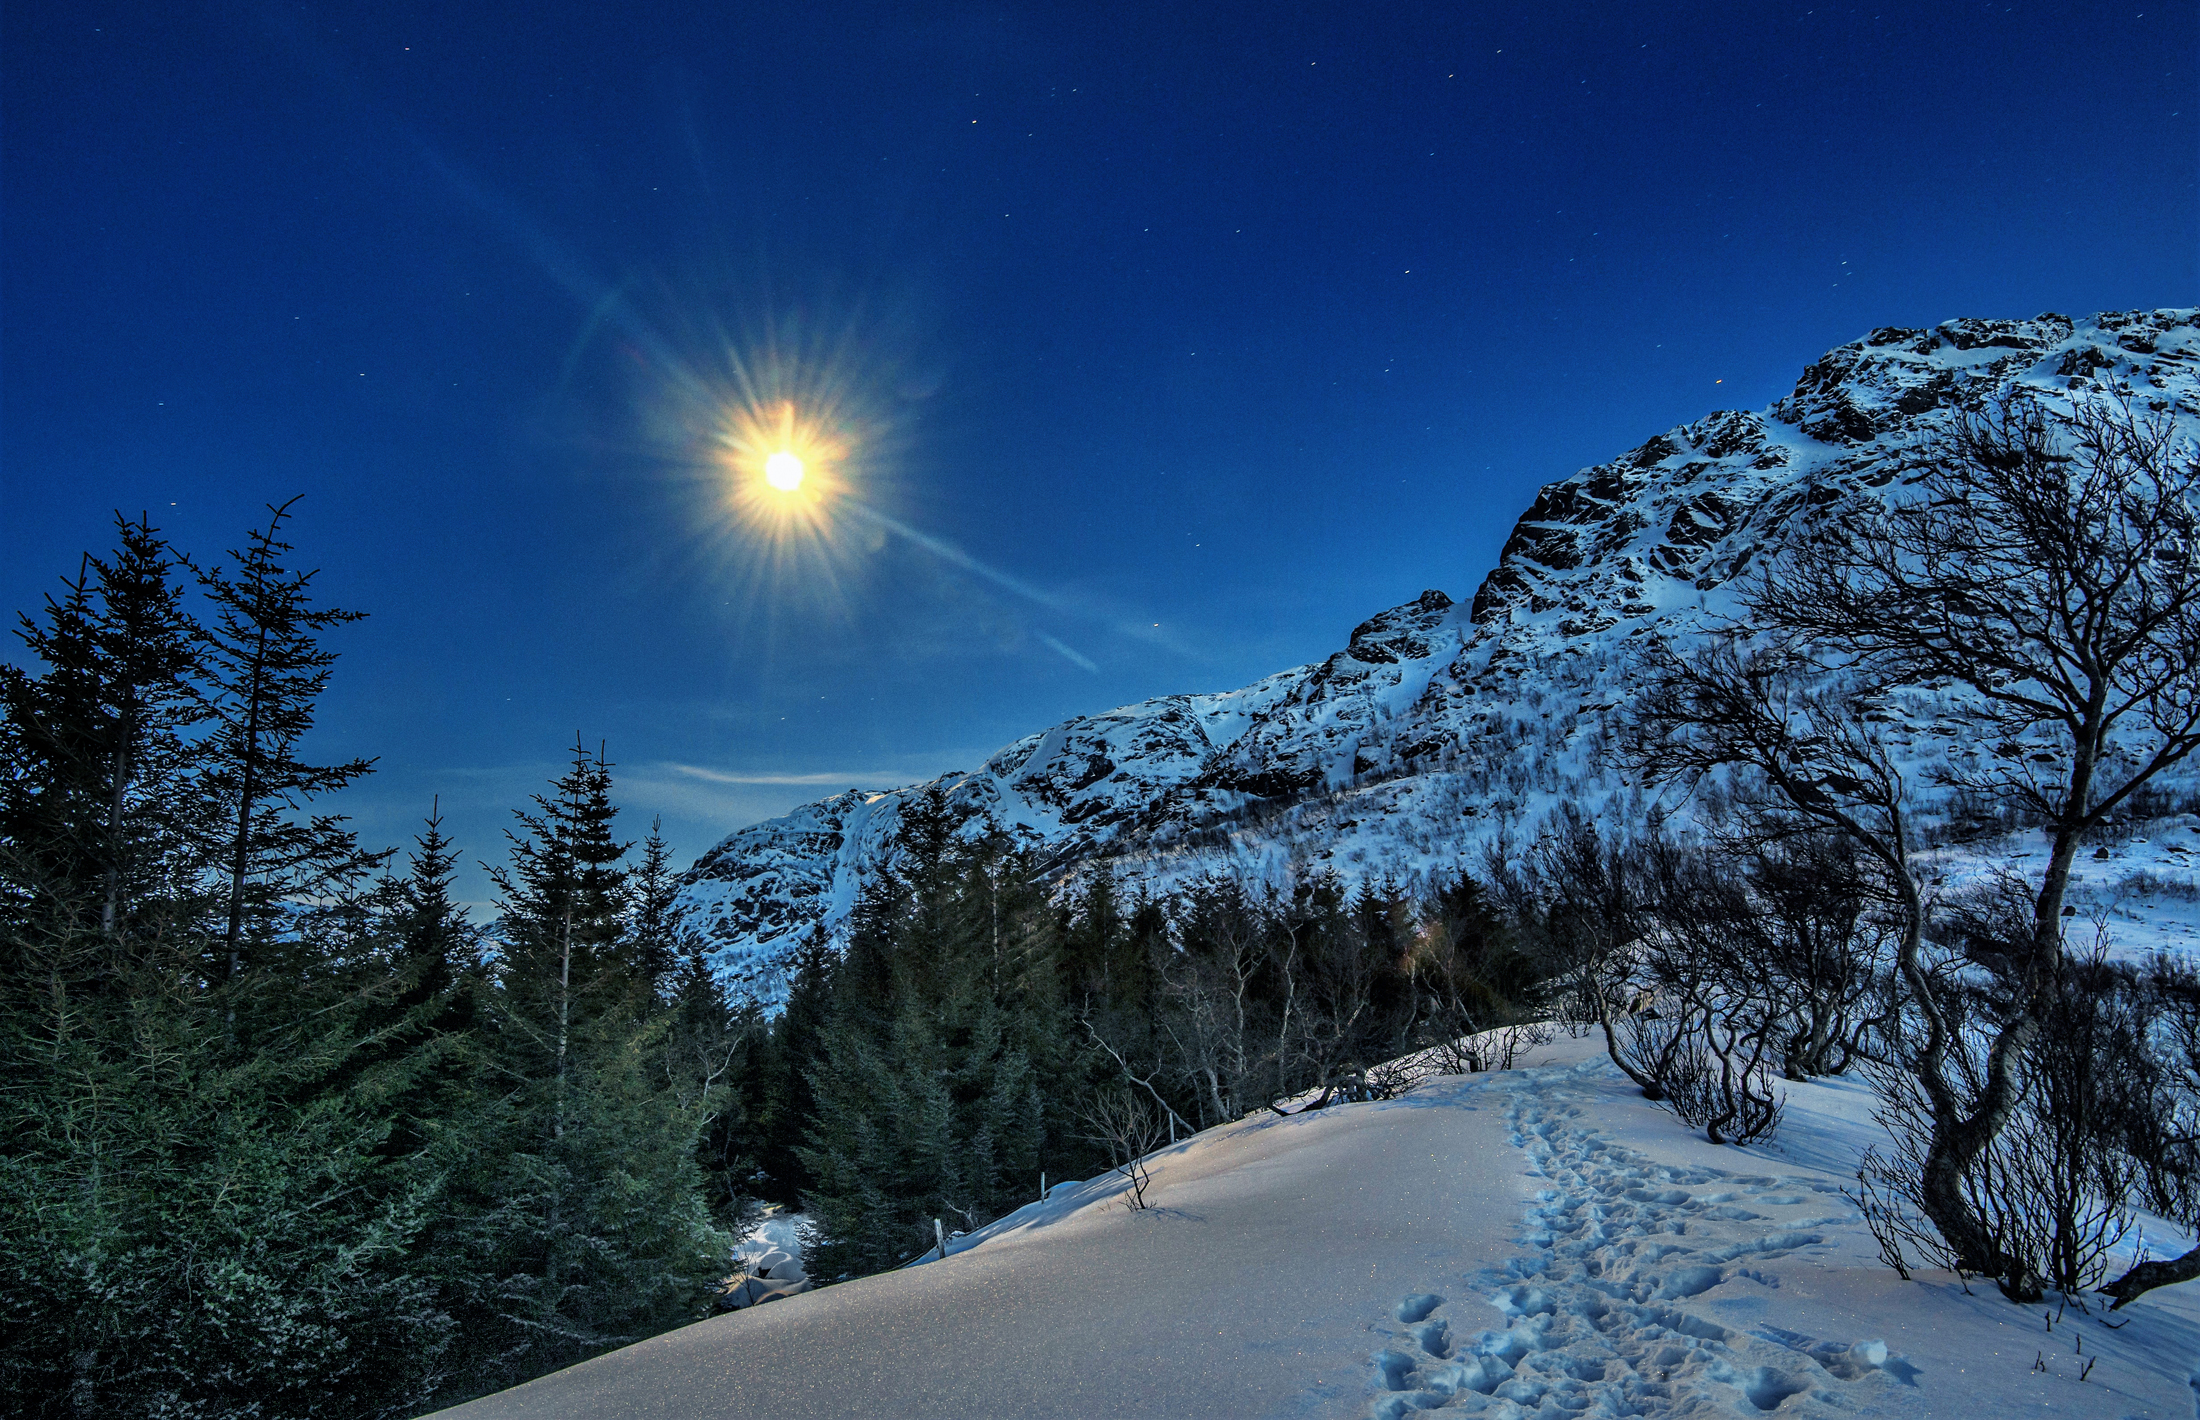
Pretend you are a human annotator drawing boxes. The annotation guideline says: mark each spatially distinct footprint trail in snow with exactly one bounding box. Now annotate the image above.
[1364,1063,1917,1418]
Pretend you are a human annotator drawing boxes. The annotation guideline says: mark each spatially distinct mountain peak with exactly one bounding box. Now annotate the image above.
[680,309,2200,996]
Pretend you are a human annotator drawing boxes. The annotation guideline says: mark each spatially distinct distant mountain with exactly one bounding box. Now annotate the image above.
[678,309,2200,995]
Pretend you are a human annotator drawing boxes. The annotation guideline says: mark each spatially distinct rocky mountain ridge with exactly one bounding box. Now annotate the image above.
[678,308,2200,994]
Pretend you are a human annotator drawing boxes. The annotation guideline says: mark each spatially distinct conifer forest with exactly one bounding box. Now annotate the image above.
[0,508,1547,1416]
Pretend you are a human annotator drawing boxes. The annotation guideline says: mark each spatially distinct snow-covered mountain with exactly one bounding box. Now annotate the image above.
[678,309,2200,991]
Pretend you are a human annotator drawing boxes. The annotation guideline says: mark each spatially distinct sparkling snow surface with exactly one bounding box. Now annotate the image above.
[430,1038,2200,1419]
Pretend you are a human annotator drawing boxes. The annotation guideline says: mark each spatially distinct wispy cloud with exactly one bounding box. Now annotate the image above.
[1036,633,1099,672]
[662,762,902,787]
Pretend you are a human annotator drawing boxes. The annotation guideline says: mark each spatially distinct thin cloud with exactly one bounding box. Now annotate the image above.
[1037,633,1099,673]
[663,762,904,787]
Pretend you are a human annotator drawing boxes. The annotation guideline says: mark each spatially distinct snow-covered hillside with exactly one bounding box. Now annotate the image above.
[678,309,2200,995]
[430,1038,2200,1418]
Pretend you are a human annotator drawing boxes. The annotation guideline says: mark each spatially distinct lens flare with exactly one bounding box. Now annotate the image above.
[630,291,1169,666]
[626,295,908,634]
[707,378,857,552]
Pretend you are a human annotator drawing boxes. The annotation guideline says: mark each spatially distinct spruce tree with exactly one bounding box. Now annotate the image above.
[1,514,761,1416]
[1060,866,1126,1001]
[667,927,760,1219]
[197,498,375,993]
[751,928,834,1204]
[458,742,728,1386]
[488,737,634,1119]
[395,798,479,1009]
[1,561,120,993]
[0,515,205,957]
[628,816,684,1001]
[802,830,1058,1275]
[85,515,209,939]
[2,516,461,1419]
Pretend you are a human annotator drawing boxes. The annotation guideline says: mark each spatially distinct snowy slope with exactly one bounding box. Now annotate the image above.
[680,591,1467,993]
[678,309,2200,995]
[429,1040,2200,1419]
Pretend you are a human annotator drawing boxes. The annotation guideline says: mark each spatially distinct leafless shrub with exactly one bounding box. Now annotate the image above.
[2100,956,2200,1307]
[1625,1004,1787,1146]
[1857,946,2148,1301]
[1486,808,1665,1091]
[1424,1021,1557,1076]
[1080,1088,1165,1210]
[1358,1055,1426,1099]
[2109,870,2200,905]
[1609,1001,1691,1103]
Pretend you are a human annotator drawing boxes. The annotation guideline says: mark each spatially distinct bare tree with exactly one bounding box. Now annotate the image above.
[1633,395,2200,1299]
[1489,808,1667,1095]
[1157,875,1267,1124]
[2101,957,2200,1307]
[1735,830,1896,1079]
[1080,1088,1166,1210]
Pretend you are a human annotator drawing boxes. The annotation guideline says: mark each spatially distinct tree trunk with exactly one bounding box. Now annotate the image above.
[1912,747,2092,1298]
[101,693,135,938]
[223,621,271,975]
[1596,985,1662,1098]
[2105,1246,2200,1309]
[555,896,572,1141]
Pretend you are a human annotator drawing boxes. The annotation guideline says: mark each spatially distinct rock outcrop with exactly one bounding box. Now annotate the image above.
[679,309,2200,995]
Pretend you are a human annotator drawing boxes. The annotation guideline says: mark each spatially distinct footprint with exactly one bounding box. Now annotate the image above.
[1657,1264,1725,1298]
[1739,1365,1812,1411]
[1364,1073,1902,1418]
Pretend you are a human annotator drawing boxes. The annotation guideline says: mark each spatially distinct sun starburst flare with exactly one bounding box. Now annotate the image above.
[713,393,853,543]
[634,297,1149,665]
[629,299,910,629]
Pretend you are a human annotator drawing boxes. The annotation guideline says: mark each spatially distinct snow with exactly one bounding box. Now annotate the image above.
[679,309,2200,1005]
[734,1208,813,1267]
[427,1035,2200,1419]
[717,1208,816,1310]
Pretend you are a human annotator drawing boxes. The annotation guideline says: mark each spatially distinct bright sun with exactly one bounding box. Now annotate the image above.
[701,383,857,550]
[764,450,805,490]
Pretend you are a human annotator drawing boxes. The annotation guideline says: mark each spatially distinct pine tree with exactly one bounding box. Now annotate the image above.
[488,738,634,1126]
[197,498,375,990]
[395,798,479,1009]
[456,742,728,1386]
[1,561,117,968]
[2,519,459,1418]
[1,516,759,1416]
[666,926,759,1218]
[801,831,1059,1275]
[0,515,205,955]
[750,928,834,1204]
[85,515,208,939]
[628,817,685,1002]
[1060,867,1126,1001]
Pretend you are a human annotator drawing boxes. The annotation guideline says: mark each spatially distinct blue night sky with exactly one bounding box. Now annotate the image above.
[4,2,2194,904]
